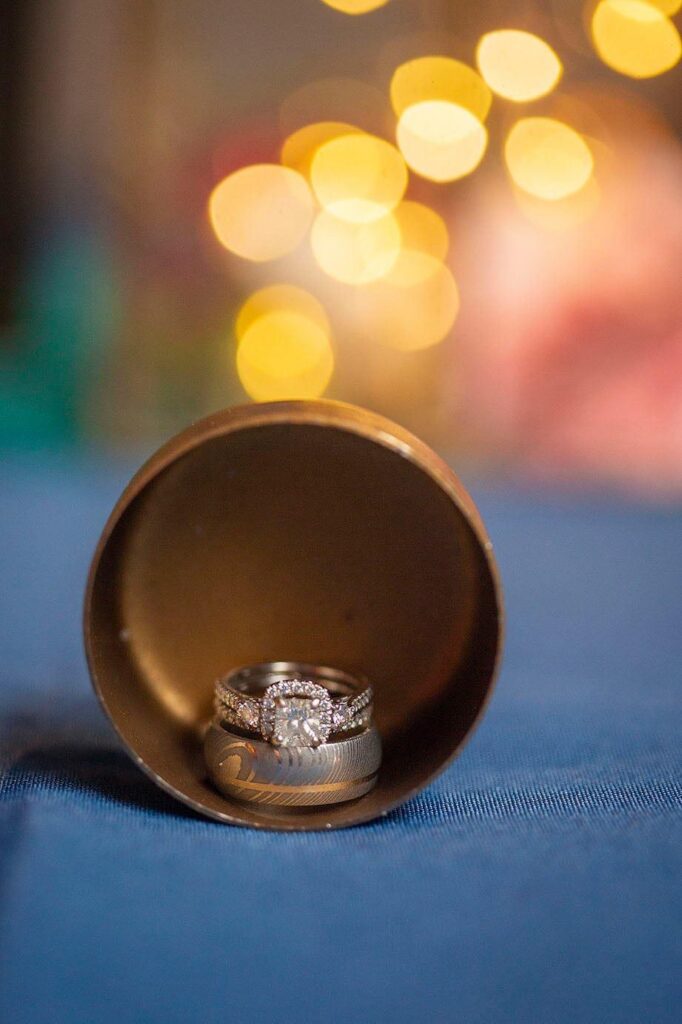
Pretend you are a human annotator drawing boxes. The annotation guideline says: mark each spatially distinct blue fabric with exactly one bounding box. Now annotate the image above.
[1,458,680,1024]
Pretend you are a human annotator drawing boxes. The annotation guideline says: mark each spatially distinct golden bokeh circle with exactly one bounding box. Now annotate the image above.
[476,30,563,102]
[393,201,449,264]
[236,285,330,340]
[236,309,334,401]
[280,122,362,179]
[320,0,390,13]
[397,101,488,182]
[591,0,681,78]
[208,165,314,261]
[504,117,594,200]
[390,56,492,122]
[310,133,408,223]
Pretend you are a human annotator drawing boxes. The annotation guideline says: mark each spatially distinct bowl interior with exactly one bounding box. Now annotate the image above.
[86,412,501,829]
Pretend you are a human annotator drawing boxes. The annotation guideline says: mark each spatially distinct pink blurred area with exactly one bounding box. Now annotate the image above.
[455,141,682,499]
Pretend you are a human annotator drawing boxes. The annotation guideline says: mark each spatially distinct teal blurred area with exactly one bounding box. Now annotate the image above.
[0,231,120,448]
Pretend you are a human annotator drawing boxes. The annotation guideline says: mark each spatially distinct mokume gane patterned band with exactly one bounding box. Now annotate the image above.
[214,662,373,748]
[204,720,381,807]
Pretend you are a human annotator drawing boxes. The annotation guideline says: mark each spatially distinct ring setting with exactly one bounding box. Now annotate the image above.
[260,680,333,748]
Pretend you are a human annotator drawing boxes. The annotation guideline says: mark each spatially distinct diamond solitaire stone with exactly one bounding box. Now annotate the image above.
[259,680,334,746]
[273,697,324,748]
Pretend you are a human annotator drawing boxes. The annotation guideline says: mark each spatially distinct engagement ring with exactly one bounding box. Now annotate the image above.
[214,662,373,749]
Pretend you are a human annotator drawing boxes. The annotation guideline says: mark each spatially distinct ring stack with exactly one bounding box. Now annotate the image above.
[205,662,380,806]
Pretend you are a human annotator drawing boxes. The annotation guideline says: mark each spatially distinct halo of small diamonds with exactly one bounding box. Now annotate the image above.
[260,680,333,748]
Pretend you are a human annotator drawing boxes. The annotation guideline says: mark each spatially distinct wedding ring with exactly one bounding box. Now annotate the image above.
[214,662,373,749]
[204,720,381,806]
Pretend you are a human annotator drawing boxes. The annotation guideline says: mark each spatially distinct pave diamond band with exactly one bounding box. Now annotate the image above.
[214,662,374,749]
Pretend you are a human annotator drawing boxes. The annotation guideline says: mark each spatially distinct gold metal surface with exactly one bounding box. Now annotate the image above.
[84,400,503,830]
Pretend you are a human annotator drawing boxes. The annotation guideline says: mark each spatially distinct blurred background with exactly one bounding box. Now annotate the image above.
[1,0,681,497]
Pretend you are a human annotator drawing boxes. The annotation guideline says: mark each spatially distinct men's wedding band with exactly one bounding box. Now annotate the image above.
[204,720,381,806]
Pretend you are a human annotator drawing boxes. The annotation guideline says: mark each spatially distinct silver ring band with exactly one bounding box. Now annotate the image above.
[204,720,381,806]
[214,662,373,748]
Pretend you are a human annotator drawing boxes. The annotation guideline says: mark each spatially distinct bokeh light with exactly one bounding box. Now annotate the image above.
[236,307,334,401]
[320,0,390,12]
[310,133,408,223]
[280,122,361,179]
[504,117,594,200]
[387,202,450,285]
[476,30,563,102]
[591,0,681,78]
[647,0,681,12]
[236,285,330,340]
[209,165,314,261]
[354,256,460,351]
[393,201,449,263]
[311,209,401,284]
[391,57,491,183]
[390,57,492,121]
[396,100,488,182]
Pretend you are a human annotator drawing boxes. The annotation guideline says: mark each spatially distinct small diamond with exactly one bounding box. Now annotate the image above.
[333,705,350,729]
[239,702,259,729]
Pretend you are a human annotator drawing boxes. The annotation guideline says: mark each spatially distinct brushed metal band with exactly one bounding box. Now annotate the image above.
[204,720,381,806]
